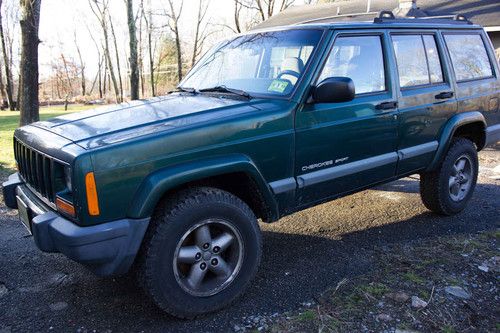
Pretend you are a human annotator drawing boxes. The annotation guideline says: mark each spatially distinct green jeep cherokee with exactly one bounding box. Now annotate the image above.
[3,12,500,318]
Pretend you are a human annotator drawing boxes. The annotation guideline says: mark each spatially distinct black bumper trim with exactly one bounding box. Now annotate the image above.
[32,212,149,276]
[2,173,22,209]
[3,173,150,276]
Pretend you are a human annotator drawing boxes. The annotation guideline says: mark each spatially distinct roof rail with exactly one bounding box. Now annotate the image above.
[296,11,378,25]
[374,11,472,24]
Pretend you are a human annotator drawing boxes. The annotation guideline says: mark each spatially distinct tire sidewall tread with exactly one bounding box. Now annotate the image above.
[137,187,262,319]
[420,138,478,215]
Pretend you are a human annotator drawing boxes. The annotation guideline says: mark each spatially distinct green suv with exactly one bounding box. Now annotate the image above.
[3,12,499,318]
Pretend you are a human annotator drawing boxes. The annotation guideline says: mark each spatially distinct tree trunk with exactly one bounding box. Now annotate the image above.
[103,57,107,96]
[0,61,7,109]
[74,36,86,96]
[191,1,201,67]
[145,8,155,97]
[89,0,120,103]
[167,0,183,82]
[127,0,139,100]
[19,0,41,126]
[109,17,123,102]
[174,26,182,82]
[147,28,155,96]
[234,1,242,33]
[0,0,14,110]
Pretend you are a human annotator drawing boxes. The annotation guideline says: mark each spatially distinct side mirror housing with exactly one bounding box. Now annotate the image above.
[312,77,355,104]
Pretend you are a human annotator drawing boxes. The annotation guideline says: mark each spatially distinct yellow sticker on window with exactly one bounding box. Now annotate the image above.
[268,80,289,93]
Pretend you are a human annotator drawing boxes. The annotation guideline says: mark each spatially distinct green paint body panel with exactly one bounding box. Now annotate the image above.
[8,23,500,228]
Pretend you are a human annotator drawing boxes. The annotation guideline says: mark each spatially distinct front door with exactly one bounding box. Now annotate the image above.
[295,31,399,206]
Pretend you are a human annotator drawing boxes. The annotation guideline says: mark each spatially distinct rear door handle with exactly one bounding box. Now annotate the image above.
[375,101,398,111]
[435,91,454,99]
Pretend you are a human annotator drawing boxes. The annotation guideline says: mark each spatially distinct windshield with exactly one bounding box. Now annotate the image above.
[180,29,324,98]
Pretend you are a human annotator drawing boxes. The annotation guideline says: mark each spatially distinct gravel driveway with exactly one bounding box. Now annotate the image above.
[1,148,498,333]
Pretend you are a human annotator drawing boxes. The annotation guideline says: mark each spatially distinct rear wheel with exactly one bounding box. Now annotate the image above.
[420,138,478,215]
[137,187,261,318]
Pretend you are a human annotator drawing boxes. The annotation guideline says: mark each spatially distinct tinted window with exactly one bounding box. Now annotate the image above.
[392,35,443,88]
[318,36,386,94]
[444,34,493,81]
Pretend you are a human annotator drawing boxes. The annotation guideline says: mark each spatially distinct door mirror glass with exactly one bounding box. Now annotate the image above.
[312,77,355,103]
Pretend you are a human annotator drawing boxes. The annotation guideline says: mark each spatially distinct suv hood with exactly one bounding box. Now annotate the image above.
[35,94,260,150]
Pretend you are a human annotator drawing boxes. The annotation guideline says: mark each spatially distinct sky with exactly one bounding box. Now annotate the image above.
[37,0,312,79]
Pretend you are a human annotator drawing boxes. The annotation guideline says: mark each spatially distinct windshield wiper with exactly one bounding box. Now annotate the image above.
[199,85,252,99]
[170,86,198,94]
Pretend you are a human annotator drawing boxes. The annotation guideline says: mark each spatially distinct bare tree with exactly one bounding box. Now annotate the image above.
[0,0,14,110]
[0,63,6,107]
[108,16,123,102]
[19,0,41,126]
[232,0,296,30]
[164,0,183,82]
[234,0,243,33]
[87,24,103,99]
[126,0,139,100]
[137,2,145,97]
[89,0,121,103]
[60,54,74,111]
[141,0,156,96]
[255,0,295,20]
[74,31,86,96]
[191,0,209,67]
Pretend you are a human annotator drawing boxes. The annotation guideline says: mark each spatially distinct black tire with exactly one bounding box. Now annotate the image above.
[137,187,261,318]
[420,138,478,215]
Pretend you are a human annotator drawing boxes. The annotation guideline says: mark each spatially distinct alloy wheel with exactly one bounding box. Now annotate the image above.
[173,219,244,297]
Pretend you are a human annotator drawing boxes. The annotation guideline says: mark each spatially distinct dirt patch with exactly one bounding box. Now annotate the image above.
[237,231,500,333]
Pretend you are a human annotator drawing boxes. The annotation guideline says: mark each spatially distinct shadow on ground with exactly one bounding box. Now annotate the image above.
[2,186,497,332]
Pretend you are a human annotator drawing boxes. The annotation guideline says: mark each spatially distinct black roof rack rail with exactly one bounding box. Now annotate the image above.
[374,11,473,25]
[296,11,378,25]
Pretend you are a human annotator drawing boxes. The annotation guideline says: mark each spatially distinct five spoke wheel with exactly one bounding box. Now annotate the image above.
[173,219,244,297]
[449,155,473,202]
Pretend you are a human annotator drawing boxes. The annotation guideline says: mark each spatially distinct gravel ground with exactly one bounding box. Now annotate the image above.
[0,147,499,333]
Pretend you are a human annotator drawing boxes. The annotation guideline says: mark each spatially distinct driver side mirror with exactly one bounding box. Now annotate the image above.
[311,77,355,104]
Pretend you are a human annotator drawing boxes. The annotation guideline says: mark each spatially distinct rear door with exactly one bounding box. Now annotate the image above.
[389,30,457,175]
[295,30,399,205]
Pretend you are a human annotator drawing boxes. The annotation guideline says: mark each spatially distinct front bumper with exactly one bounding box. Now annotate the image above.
[2,173,149,276]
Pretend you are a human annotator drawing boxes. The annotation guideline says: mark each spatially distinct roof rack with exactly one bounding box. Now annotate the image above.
[296,11,378,25]
[374,11,472,24]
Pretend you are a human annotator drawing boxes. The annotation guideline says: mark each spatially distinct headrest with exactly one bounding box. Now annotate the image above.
[281,57,304,74]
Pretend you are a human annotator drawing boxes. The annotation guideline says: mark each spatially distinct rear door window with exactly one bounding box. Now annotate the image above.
[392,34,444,88]
[444,33,493,81]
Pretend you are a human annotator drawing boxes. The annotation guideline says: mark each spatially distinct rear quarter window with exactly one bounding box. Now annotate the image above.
[444,33,494,81]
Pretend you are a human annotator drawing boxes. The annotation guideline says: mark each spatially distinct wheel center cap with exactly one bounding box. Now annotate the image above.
[203,252,212,260]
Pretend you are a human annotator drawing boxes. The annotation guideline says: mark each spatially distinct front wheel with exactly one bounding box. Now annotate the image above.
[420,138,478,215]
[137,187,262,318]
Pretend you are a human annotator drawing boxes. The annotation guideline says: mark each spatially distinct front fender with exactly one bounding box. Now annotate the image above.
[427,111,486,171]
[127,154,278,220]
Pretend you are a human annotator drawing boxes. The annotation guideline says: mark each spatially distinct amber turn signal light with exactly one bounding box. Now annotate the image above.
[56,197,76,217]
[85,172,100,216]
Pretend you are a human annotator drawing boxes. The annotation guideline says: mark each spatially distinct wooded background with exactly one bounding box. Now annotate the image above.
[0,0,339,125]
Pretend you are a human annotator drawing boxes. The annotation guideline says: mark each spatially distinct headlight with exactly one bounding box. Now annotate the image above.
[64,166,72,192]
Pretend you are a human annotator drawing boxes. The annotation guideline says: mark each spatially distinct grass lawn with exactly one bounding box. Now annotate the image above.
[0,104,95,178]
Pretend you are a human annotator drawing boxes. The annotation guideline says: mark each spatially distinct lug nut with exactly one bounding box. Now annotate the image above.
[213,246,220,253]
[203,243,210,249]
[211,258,218,266]
[195,253,201,260]
[200,262,207,270]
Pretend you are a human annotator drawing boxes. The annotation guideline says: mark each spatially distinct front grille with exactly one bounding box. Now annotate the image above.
[13,138,57,203]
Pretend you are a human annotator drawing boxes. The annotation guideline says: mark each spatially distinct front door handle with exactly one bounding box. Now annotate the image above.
[435,91,454,99]
[375,101,398,111]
